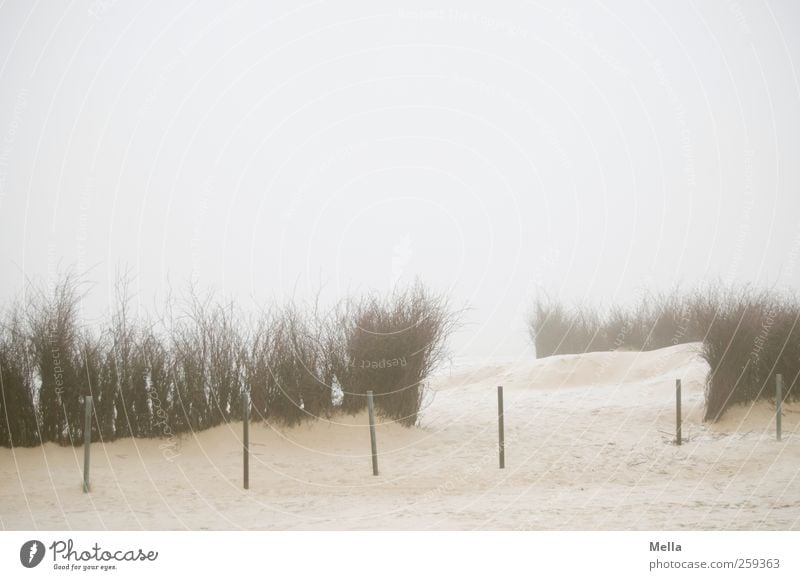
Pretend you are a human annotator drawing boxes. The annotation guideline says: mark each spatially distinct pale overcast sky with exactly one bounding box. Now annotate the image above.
[1,0,799,361]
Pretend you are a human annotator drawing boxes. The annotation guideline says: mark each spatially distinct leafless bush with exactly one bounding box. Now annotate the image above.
[243,309,272,422]
[341,283,458,426]
[256,304,331,425]
[167,289,245,432]
[702,288,800,421]
[96,276,138,440]
[528,298,604,357]
[528,289,707,357]
[0,303,38,447]
[136,326,171,437]
[26,272,85,445]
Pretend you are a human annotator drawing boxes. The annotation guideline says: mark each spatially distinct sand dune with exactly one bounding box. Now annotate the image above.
[1,343,797,530]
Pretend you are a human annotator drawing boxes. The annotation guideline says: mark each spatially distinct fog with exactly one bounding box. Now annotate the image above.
[1,0,799,362]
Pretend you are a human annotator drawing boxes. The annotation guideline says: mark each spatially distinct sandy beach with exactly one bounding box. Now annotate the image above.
[1,343,797,530]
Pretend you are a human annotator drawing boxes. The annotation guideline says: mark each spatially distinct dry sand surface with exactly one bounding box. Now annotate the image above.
[1,343,798,530]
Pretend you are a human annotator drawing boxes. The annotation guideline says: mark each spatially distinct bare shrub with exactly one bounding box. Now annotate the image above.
[135,326,171,439]
[0,303,39,447]
[167,289,244,432]
[256,304,331,426]
[702,289,800,421]
[528,297,604,357]
[528,288,708,357]
[76,329,107,442]
[26,272,85,445]
[98,276,139,440]
[243,309,273,422]
[341,283,458,426]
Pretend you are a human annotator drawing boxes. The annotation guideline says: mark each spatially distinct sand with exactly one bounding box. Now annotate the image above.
[1,342,798,530]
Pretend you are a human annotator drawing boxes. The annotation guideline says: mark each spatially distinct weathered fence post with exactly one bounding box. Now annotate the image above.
[776,374,783,442]
[367,390,379,476]
[82,395,92,493]
[676,379,682,446]
[498,386,505,468]
[243,391,250,489]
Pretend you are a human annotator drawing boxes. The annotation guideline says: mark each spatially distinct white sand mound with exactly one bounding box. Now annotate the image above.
[438,342,708,390]
[1,342,798,530]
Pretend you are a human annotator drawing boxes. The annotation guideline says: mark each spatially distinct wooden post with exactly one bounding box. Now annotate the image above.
[243,392,250,489]
[82,395,92,493]
[676,379,682,446]
[498,386,505,468]
[776,374,783,442]
[367,390,378,476]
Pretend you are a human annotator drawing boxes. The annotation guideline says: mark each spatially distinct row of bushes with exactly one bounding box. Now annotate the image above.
[528,287,800,421]
[0,274,456,447]
[529,289,708,358]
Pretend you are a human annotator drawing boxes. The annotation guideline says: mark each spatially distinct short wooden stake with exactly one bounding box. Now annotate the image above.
[776,374,783,442]
[676,379,682,446]
[498,386,505,468]
[82,395,92,493]
[367,390,379,476]
[243,392,250,489]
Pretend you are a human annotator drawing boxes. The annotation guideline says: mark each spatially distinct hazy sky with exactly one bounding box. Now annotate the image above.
[1,0,799,361]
